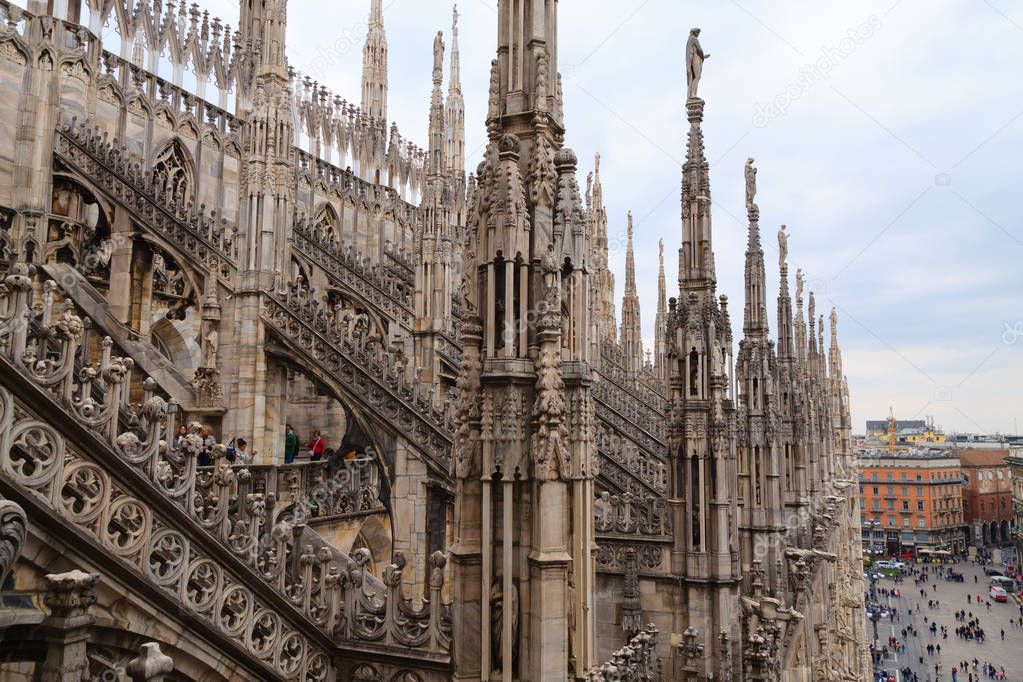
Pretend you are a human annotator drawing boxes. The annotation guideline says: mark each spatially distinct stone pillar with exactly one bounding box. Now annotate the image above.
[126,642,174,682]
[390,440,430,597]
[107,210,134,324]
[40,570,99,682]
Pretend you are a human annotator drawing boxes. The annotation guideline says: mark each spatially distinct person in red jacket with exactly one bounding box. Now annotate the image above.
[307,430,326,461]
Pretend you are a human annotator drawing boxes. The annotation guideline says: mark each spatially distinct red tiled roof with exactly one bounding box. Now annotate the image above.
[957,449,1011,467]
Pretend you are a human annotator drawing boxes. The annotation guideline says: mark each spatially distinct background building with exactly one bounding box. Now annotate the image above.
[959,449,1014,547]
[1006,449,1023,568]
[858,452,966,555]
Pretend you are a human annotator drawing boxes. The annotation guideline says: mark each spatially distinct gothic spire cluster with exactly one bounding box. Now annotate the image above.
[0,2,868,680]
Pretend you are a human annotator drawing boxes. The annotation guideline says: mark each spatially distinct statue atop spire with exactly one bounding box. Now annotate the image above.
[686,28,710,99]
[745,157,758,211]
[445,4,465,174]
[778,224,789,269]
[433,31,445,84]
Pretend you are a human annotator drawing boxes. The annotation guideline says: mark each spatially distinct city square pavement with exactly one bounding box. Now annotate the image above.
[872,558,1023,682]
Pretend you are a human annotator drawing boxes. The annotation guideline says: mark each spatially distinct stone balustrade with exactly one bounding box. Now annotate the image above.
[55,119,238,280]
[0,262,453,676]
[595,491,672,538]
[261,281,455,475]
[291,214,414,326]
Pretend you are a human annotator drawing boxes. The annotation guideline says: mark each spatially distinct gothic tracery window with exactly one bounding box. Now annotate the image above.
[315,206,340,243]
[151,140,193,207]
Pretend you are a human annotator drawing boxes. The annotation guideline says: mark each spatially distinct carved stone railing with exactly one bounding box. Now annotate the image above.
[599,340,668,411]
[595,491,672,539]
[291,216,414,328]
[241,458,385,520]
[0,263,452,670]
[261,283,454,477]
[595,410,667,497]
[586,624,661,681]
[54,119,238,280]
[592,377,666,450]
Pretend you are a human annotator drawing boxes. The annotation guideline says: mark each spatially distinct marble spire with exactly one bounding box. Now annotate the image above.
[361,0,389,122]
[445,5,465,174]
[620,211,643,373]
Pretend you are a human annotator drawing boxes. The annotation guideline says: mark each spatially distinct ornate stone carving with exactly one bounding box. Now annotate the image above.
[126,642,174,682]
[0,498,27,585]
[531,343,570,481]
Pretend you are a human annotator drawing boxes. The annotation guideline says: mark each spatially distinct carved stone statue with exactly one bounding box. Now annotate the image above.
[433,31,445,83]
[796,268,804,301]
[201,329,218,369]
[458,272,474,313]
[490,579,519,672]
[541,242,560,306]
[686,28,710,99]
[744,157,757,209]
[777,225,788,269]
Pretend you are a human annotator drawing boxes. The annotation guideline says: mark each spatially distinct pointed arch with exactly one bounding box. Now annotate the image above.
[150,138,196,207]
[314,202,341,243]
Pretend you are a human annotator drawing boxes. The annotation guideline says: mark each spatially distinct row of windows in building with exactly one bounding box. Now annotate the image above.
[862,513,962,529]
[860,470,965,482]
[863,496,957,511]
[860,485,962,497]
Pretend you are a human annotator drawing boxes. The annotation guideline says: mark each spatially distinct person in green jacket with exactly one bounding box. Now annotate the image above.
[284,424,298,464]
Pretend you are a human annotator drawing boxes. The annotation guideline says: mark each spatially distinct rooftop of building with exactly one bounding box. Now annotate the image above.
[957,449,1011,467]
[856,449,961,467]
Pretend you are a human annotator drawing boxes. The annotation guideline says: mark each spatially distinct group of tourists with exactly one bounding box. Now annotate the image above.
[179,423,365,467]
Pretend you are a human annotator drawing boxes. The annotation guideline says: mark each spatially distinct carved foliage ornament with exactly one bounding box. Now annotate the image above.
[531,344,570,481]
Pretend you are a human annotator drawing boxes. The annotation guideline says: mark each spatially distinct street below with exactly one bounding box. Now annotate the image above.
[870,559,1022,682]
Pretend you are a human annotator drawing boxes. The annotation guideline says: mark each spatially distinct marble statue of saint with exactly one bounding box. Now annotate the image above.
[744,158,757,209]
[796,268,804,302]
[541,243,559,304]
[433,31,445,83]
[490,580,519,672]
[458,273,474,313]
[686,28,710,99]
[777,225,788,268]
[202,329,218,369]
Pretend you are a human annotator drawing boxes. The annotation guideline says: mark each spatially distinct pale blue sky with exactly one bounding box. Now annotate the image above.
[199,0,1023,435]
